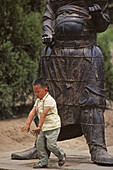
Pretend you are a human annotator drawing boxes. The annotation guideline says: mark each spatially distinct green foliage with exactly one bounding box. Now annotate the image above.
[97,26,113,101]
[109,0,113,24]
[28,0,46,13]
[0,83,13,119]
[0,0,43,118]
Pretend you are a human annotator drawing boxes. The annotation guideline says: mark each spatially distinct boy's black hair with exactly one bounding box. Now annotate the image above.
[32,78,48,88]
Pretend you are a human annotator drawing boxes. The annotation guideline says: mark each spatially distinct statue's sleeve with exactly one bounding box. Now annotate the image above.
[89,1,110,33]
[42,0,55,37]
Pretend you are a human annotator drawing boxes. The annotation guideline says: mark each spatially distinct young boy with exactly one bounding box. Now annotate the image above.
[21,78,66,168]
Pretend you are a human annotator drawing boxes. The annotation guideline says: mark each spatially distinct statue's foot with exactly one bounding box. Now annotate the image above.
[91,147,113,165]
[11,146,38,160]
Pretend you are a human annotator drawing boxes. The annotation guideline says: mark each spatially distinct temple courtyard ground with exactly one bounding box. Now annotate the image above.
[0,103,113,169]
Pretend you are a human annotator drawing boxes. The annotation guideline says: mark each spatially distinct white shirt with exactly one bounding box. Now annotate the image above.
[34,92,61,131]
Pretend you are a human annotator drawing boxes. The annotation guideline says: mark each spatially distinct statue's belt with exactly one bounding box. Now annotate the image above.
[55,39,97,49]
[56,5,89,18]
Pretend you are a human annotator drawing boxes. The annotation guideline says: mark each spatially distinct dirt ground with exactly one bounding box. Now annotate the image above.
[0,104,113,153]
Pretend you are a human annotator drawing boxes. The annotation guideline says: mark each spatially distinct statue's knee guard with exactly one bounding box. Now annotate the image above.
[81,107,113,164]
[81,107,106,149]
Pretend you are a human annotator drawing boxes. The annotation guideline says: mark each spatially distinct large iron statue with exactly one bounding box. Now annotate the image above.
[11,0,113,165]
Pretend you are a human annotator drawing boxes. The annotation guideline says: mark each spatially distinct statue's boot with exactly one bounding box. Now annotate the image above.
[11,140,51,160]
[11,143,38,160]
[81,108,113,165]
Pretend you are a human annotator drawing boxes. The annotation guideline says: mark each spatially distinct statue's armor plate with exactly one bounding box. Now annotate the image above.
[39,45,106,127]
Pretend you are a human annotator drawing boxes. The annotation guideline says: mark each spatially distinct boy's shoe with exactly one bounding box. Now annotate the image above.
[58,153,66,166]
[33,162,48,168]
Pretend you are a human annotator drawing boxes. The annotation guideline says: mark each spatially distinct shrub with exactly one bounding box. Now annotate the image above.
[0,0,43,118]
[97,26,113,101]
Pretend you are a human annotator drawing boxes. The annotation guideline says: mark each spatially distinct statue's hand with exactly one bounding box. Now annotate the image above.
[88,3,109,32]
[42,35,54,46]
[89,4,101,14]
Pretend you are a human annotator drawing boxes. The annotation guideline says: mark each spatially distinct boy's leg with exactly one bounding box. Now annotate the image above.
[45,128,66,166]
[36,131,48,166]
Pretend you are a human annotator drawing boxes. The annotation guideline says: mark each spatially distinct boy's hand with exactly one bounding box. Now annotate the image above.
[21,124,30,132]
[32,127,41,135]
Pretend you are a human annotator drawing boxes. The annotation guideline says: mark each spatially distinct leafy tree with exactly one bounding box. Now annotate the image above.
[29,0,46,13]
[109,0,113,24]
[97,26,113,101]
[0,0,43,119]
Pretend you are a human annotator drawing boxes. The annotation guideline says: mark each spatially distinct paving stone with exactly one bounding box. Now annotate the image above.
[0,147,113,170]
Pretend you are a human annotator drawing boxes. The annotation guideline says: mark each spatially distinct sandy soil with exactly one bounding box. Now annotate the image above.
[0,105,113,153]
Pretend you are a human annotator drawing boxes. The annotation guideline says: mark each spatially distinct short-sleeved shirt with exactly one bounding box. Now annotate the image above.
[34,92,61,131]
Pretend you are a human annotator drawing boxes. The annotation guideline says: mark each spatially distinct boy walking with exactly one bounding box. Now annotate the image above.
[22,78,66,168]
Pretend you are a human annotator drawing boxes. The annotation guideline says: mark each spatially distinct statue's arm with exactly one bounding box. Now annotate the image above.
[42,0,55,45]
[89,3,110,33]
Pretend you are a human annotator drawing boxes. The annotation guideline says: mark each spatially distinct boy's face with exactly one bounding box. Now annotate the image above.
[33,84,47,99]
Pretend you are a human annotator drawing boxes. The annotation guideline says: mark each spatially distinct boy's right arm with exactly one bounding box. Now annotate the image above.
[21,107,36,132]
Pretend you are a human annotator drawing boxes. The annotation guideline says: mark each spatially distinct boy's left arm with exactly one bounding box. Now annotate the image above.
[33,108,50,135]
